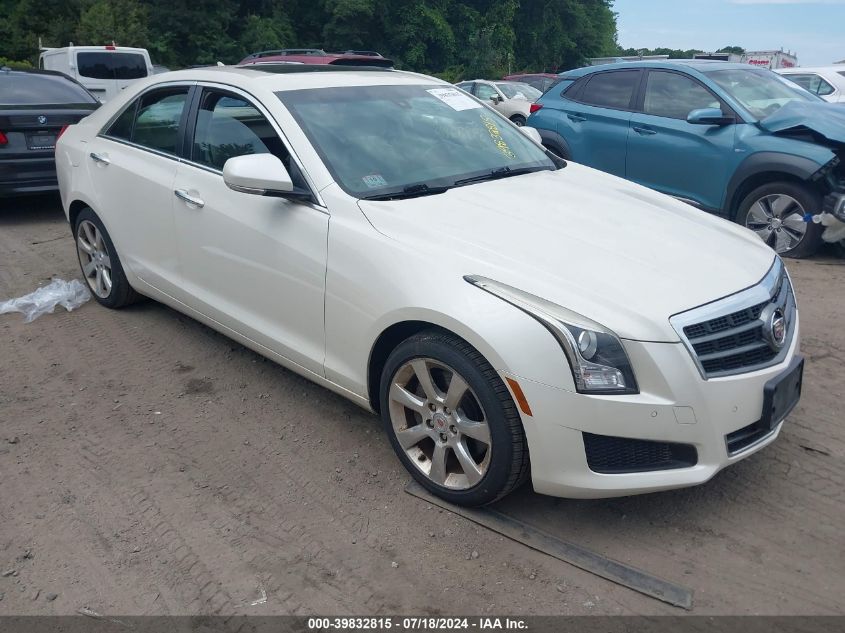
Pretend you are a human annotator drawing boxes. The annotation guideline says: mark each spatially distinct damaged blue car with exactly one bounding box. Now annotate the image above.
[529,60,845,258]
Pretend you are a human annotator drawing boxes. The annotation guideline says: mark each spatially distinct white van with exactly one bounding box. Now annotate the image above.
[39,45,153,103]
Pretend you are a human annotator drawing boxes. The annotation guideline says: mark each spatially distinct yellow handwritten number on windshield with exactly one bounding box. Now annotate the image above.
[479,113,517,160]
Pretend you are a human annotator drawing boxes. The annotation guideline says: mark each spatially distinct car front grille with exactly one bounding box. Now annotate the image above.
[583,433,698,474]
[671,260,795,378]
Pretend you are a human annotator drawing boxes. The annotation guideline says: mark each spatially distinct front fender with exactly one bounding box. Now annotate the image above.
[322,208,576,402]
[725,145,834,217]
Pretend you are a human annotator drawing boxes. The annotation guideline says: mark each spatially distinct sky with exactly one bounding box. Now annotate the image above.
[613,0,845,67]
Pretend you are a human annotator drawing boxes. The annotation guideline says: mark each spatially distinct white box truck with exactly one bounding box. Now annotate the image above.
[38,44,154,103]
[694,49,798,70]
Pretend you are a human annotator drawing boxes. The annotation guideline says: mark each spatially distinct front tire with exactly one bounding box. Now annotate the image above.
[74,207,140,308]
[379,330,529,506]
[736,181,824,259]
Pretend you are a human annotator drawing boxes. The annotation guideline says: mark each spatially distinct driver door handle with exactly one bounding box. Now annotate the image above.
[174,189,205,208]
[633,126,657,136]
[89,152,110,165]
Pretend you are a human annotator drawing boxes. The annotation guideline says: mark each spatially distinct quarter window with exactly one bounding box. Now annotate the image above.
[579,71,640,110]
[132,88,189,154]
[191,89,306,187]
[643,72,721,120]
[105,101,136,140]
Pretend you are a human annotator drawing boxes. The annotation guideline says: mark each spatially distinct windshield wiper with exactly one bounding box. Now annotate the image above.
[453,166,551,187]
[361,183,451,201]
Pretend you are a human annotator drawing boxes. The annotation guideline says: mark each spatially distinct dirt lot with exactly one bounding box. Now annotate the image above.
[1,195,843,617]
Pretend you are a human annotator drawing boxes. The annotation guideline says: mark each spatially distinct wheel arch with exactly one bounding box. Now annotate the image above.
[534,127,572,160]
[368,320,465,415]
[68,199,90,232]
[725,153,826,219]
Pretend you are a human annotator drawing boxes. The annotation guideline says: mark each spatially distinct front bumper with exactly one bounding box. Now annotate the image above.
[506,314,801,499]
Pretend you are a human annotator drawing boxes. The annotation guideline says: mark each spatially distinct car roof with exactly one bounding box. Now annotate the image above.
[560,60,752,78]
[0,67,80,79]
[146,64,443,92]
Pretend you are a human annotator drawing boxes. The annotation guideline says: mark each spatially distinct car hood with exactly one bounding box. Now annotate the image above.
[358,164,776,342]
[759,100,845,144]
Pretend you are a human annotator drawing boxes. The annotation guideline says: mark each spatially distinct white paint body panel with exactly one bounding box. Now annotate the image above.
[56,66,800,499]
[776,66,845,103]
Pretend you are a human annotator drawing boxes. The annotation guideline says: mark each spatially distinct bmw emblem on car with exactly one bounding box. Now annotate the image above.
[37,115,47,124]
[763,306,787,351]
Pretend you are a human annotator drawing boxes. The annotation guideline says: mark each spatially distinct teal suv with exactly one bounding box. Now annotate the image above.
[529,60,845,258]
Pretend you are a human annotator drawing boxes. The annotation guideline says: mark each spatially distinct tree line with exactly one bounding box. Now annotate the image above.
[0,0,618,80]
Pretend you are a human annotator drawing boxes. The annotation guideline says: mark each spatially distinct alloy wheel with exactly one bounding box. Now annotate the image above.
[388,358,492,490]
[76,219,112,298]
[745,193,809,254]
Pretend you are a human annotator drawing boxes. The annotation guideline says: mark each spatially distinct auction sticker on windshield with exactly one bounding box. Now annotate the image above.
[427,88,481,111]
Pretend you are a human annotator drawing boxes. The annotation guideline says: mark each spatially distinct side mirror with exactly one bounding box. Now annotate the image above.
[490,94,502,104]
[687,108,734,126]
[520,126,543,144]
[223,154,293,196]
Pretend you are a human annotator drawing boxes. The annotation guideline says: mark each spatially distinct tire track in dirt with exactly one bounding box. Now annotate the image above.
[26,303,411,615]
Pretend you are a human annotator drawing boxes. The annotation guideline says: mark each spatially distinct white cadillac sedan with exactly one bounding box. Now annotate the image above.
[56,65,803,506]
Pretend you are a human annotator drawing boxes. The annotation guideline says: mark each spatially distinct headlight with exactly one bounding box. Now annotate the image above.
[465,275,638,395]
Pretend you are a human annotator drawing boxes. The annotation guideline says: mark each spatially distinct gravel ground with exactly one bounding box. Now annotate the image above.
[1,195,843,616]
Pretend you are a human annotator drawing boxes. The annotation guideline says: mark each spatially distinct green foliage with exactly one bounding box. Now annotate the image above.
[0,56,34,69]
[0,0,618,74]
[77,0,149,47]
[617,47,704,60]
[616,45,748,61]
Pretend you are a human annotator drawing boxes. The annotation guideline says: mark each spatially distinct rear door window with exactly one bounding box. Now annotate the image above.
[77,52,147,80]
[579,71,641,110]
[131,88,189,154]
[0,73,98,106]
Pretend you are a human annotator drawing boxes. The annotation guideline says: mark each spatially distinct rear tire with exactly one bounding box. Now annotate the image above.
[510,115,527,127]
[74,207,141,309]
[736,181,824,259]
[379,329,529,506]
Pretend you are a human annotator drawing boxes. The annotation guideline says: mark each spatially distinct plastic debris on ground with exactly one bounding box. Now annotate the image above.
[814,213,845,244]
[0,278,91,323]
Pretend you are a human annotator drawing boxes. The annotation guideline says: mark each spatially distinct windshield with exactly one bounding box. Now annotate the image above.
[277,84,557,199]
[704,68,820,119]
[496,82,541,100]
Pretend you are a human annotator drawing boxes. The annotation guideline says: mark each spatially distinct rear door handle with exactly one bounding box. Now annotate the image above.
[567,114,587,123]
[633,127,657,136]
[174,189,205,208]
[89,152,110,165]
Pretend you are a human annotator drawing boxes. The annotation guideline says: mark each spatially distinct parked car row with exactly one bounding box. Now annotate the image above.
[455,79,542,126]
[527,60,845,258]
[52,63,804,506]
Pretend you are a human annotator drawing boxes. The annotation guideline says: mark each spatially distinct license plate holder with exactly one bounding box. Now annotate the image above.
[26,134,56,150]
[761,355,804,431]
